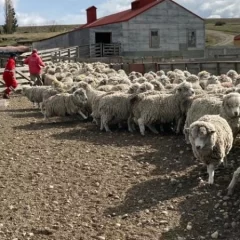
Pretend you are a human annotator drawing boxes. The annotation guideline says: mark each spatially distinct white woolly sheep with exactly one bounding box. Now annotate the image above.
[130,82,195,135]
[41,88,88,120]
[188,115,233,184]
[227,167,240,195]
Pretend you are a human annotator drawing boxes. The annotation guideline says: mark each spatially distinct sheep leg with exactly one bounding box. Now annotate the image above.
[227,167,240,195]
[223,157,228,168]
[138,118,145,136]
[146,124,159,134]
[127,117,134,133]
[176,117,184,134]
[118,123,123,129]
[78,110,88,120]
[131,123,136,131]
[207,164,215,185]
[100,119,104,131]
[101,115,111,133]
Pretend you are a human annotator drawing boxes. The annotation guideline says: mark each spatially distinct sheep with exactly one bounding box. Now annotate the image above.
[227,70,238,83]
[137,82,154,93]
[156,70,165,77]
[188,115,233,185]
[127,83,141,94]
[41,88,88,120]
[184,96,223,143]
[218,74,232,83]
[186,75,202,89]
[44,73,58,86]
[98,92,134,132]
[158,75,171,86]
[198,71,210,89]
[173,74,186,84]
[22,86,51,107]
[219,92,240,139]
[76,82,108,120]
[150,79,165,91]
[184,92,240,143]
[184,71,191,78]
[227,167,240,195]
[130,82,195,136]
[61,73,74,85]
[206,75,222,91]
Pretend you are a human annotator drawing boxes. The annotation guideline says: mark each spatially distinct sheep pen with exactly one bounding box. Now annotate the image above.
[1,62,240,240]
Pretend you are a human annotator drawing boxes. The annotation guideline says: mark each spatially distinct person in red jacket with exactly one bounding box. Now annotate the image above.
[24,49,45,86]
[2,53,18,99]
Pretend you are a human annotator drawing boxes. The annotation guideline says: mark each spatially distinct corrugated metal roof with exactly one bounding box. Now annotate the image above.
[80,0,203,29]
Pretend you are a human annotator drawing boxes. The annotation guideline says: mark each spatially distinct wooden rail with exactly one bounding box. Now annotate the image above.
[0,66,31,92]
[52,43,122,62]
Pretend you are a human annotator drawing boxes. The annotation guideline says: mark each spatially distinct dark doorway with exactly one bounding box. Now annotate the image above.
[95,32,112,44]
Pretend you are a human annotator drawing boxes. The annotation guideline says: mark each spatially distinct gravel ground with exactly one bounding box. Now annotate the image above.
[0,95,240,240]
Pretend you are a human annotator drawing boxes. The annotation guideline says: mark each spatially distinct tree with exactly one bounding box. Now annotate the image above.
[3,0,18,34]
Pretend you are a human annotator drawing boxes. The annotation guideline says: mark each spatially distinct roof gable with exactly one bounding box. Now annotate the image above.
[80,0,203,29]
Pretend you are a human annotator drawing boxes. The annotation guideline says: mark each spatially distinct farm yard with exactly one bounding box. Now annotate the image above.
[1,61,240,240]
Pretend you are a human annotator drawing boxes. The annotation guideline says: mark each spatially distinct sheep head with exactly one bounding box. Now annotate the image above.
[222,92,240,118]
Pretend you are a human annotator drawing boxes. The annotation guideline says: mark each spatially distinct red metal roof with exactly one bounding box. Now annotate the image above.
[80,0,203,29]
[234,35,240,41]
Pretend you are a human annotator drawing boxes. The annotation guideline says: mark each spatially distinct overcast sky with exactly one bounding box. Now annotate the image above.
[0,0,239,26]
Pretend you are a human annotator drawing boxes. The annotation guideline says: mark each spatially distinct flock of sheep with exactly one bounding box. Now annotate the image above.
[20,61,240,196]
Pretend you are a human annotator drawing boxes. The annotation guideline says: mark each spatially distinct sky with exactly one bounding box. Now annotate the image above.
[0,0,239,26]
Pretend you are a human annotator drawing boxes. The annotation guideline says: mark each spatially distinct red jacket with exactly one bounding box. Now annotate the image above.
[3,57,16,82]
[24,53,45,75]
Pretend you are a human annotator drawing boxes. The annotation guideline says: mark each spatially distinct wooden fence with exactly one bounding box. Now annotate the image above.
[52,43,121,62]
[0,66,31,93]
[110,60,240,75]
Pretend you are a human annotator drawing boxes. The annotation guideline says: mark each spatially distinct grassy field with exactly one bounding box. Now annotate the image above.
[205,18,240,34]
[0,19,239,47]
[0,24,80,46]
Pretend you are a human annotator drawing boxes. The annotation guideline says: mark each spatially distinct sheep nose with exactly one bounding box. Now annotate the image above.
[196,145,201,150]
[234,112,239,116]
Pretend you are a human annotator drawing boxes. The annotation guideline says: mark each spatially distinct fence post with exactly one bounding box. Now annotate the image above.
[68,49,71,63]
[58,51,61,63]
[216,62,220,75]
[76,46,80,58]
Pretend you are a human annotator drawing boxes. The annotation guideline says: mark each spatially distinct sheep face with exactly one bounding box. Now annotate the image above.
[176,82,195,98]
[128,83,140,94]
[207,75,220,85]
[222,93,240,118]
[190,124,216,151]
[73,89,88,105]
[137,82,154,93]
[198,71,210,80]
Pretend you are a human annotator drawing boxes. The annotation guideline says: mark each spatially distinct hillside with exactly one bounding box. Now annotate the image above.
[0,19,239,47]
[0,24,80,47]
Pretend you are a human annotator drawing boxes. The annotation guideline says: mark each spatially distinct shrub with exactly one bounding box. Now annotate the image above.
[215,21,226,26]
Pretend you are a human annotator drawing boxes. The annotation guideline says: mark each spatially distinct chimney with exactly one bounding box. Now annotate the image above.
[86,6,97,24]
[131,0,140,10]
[139,0,156,8]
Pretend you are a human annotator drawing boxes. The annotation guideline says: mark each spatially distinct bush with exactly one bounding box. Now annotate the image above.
[215,21,226,26]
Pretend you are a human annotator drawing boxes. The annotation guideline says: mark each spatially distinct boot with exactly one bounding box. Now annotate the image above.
[3,93,9,99]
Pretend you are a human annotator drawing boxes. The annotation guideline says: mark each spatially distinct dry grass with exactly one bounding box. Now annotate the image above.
[205,18,240,34]
[0,24,80,46]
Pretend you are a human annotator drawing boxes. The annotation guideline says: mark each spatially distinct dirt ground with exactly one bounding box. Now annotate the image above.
[0,95,240,240]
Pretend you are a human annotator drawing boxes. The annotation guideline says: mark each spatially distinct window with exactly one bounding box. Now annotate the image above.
[150,30,159,48]
[187,30,196,48]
